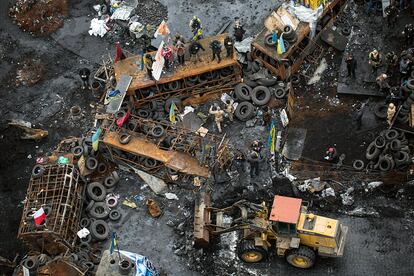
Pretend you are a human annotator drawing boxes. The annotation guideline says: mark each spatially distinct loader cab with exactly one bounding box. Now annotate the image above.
[269,195,302,237]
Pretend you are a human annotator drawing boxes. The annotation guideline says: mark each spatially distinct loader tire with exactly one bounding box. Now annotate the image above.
[286,246,316,269]
[237,239,268,263]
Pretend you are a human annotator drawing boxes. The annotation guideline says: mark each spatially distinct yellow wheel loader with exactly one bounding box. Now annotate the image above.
[194,193,348,268]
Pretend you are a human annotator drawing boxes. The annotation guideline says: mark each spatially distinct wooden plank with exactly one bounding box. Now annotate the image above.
[114,33,239,92]
[410,104,414,127]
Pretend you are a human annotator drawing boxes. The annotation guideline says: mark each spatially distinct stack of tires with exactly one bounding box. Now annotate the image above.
[356,129,411,172]
[75,171,121,273]
[398,79,414,124]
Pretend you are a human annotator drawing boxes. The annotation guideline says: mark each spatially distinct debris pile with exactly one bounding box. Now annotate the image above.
[9,0,68,35]
[14,58,45,87]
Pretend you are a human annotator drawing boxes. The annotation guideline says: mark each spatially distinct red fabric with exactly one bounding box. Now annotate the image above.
[115,43,126,62]
[161,46,173,60]
[34,208,46,225]
[116,112,130,127]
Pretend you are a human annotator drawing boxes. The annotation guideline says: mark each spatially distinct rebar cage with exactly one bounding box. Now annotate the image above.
[18,164,85,255]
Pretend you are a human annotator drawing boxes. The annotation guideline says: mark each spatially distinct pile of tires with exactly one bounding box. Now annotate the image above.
[75,171,122,272]
[359,129,411,172]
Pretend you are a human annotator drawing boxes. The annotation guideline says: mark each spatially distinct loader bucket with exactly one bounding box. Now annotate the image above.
[194,192,211,247]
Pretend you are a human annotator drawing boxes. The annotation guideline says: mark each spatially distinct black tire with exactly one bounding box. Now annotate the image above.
[244,78,258,88]
[103,175,118,189]
[352,159,365,171]
[237,239,268,263]
[168,80,181,91]
[283,40,290,50]
[137,109,150,118]
[97,163,108,174]
[23,256,38,271]
[407,79,414,90]
[32,164,44,179]
[71,146,84,157]
[165,98,182,112]
[80,234,92,244]
[283,25,293,38]
[390,139,401,151]
[186,75,199,86]
[127,120,138,132]
[79,242,91,252]
[384,129,399,140]
[274,87,287,99]
[86,157,98,171]
[119,259,132,275]
[115,110,126,120]
[341,28,351,36]
[119,133,131,145]
[109,209,122,221]
[90,220,109,241]
[245,61,252,72]
[235,83,252,101]
[396,114,409,123]
[378,156,393,172]
[395,151,410,166]
[265,33,277,46]
[87,182,107,202]
[374,136,386,149]
[85,200,95,212]
[43,206,52,216]
[291,74,300,85]
[90,202,109,220]
[82,261,95,271]
[144,158,158,168]
[366,141,381,160]
[220,67,234,77]
[235,101,255,121]
[251,86,271,106]
[252,60,261,72]
[77,251,90,262]
[286,246,316,269]
[374,104,387,119]
[151,125,165,138]
[79,217,91,228]
[256,77,278,87]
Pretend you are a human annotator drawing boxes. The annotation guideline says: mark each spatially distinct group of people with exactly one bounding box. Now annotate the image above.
[144,16,246,79]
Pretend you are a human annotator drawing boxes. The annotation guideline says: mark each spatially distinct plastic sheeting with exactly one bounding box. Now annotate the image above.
[88,18,109,37]
[119,250,158,276]
[282,1,324,38]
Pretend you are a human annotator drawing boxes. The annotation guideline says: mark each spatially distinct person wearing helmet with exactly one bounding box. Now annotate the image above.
[234,17,246,42]
[247,151,261,177]
[368,49,382,74]
[402,23,414,47]
[324,147,337,162]
[376,73,390,93]
[144,54,154,80]
[189,16,202,40]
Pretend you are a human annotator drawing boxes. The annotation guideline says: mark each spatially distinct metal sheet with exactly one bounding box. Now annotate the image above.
[282,127,307,160]
[106,74,132,114]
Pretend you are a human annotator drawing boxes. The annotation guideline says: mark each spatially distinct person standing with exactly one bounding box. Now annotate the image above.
[233,151,246,173]
[145,54,154,80]
[210,40,222,63]
[209,105,225,133]
[247,151,260,177]
[384,4,398,28]
[385,51,398,77]
[368,49,382,74]
[402,24,414,47]
[189,40,205,63]
[79,68,90,90]
[225,99,235,122]
[345,53,357,79]
[233,17,246,42]
[224,36,234,58]
[175,40,186,66]
[189,16,203,40]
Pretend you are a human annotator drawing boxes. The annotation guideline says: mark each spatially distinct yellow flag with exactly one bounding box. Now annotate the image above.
[169,102,176,123]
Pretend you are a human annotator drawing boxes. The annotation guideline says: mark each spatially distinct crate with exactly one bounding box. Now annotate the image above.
[17,164,85,255]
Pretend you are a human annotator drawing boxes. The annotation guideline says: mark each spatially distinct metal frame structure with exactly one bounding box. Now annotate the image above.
[252,0,345,80]
[18,164,85,255]
[99,115,231,181]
